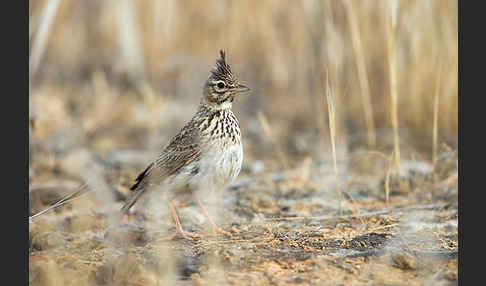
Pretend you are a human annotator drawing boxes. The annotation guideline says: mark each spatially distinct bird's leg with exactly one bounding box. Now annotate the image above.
[197,199,232,238]
[169,201,202,240]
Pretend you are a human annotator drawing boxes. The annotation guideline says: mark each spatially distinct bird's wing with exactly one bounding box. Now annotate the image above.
[121,121,201,213]
[154,122,202,178]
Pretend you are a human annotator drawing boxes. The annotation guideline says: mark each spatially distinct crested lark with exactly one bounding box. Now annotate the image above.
[121,50,249,239]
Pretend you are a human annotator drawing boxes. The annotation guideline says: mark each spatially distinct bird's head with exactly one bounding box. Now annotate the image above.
[202,50,250,109]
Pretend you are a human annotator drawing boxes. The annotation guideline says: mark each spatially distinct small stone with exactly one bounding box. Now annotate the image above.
[30,219,57,241]
[106,255,158,285]
[104,224,146,246]
[391,252,418,270]
[69,215,99,233]
[249,161,265,174]
[29,257,65,286]
[31,232,66,251]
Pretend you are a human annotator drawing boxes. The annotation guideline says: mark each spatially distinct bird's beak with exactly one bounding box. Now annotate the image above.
[234,83,250,94]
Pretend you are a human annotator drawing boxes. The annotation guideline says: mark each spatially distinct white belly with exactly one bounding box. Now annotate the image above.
[196,142,243,190]
[164,141,243,200]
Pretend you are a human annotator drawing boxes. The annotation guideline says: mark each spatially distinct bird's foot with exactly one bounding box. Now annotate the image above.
[181,230,203,240]
[211,226,233,238]
[169,229,203,240]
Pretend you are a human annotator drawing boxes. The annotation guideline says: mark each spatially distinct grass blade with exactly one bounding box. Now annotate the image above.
[325,71,342,216]
[385,0,401,181]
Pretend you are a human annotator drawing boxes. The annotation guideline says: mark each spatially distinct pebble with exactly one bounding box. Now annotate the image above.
[391,252,418,270]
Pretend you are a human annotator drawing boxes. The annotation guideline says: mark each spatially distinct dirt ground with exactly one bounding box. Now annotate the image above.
[28,82,458,285]
[28,171,458,286]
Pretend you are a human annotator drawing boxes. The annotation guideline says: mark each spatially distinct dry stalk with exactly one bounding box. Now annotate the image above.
[29,0,61,78]
[325,71,342,216]
[343,192,365,225]
[116,0,145,77]
[385,0,401,181]
[432,63,442,184]
[314,73,329,152]
[116,0,155,101]
[257,110,289,169]
[385,151,394,206]
[29,182,91,222]
[343,0,376,148]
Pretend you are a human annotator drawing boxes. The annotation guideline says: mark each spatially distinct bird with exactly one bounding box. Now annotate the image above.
[121,50,250,239]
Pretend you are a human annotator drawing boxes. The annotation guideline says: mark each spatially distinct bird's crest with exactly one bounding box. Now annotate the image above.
[210,50,235,82]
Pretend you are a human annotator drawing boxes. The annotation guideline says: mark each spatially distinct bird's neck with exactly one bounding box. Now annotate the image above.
[199,98,233,111]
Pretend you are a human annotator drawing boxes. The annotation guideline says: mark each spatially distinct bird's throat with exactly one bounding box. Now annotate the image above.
[201,98,233,111]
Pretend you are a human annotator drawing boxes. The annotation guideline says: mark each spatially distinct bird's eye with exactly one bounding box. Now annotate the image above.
[217,82,225,89]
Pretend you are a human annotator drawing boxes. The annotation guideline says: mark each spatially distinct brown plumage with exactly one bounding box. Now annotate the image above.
[121,50,250,238]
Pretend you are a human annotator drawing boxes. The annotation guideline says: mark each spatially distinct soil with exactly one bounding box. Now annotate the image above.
[29,163,458,286]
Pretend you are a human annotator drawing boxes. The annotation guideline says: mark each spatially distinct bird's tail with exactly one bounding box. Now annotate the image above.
[121,162,154,214]
[121,187,146,214]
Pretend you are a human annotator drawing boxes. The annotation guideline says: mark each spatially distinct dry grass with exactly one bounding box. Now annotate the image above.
[432,63,442,184]
[385,0,402,180]
[257,110,289,170]
[29,0,61,77]
[325,72,341,216]
[29,0,458,285]
[29,0,457,148]
[384,151,394,206]
[342,0,376,148]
